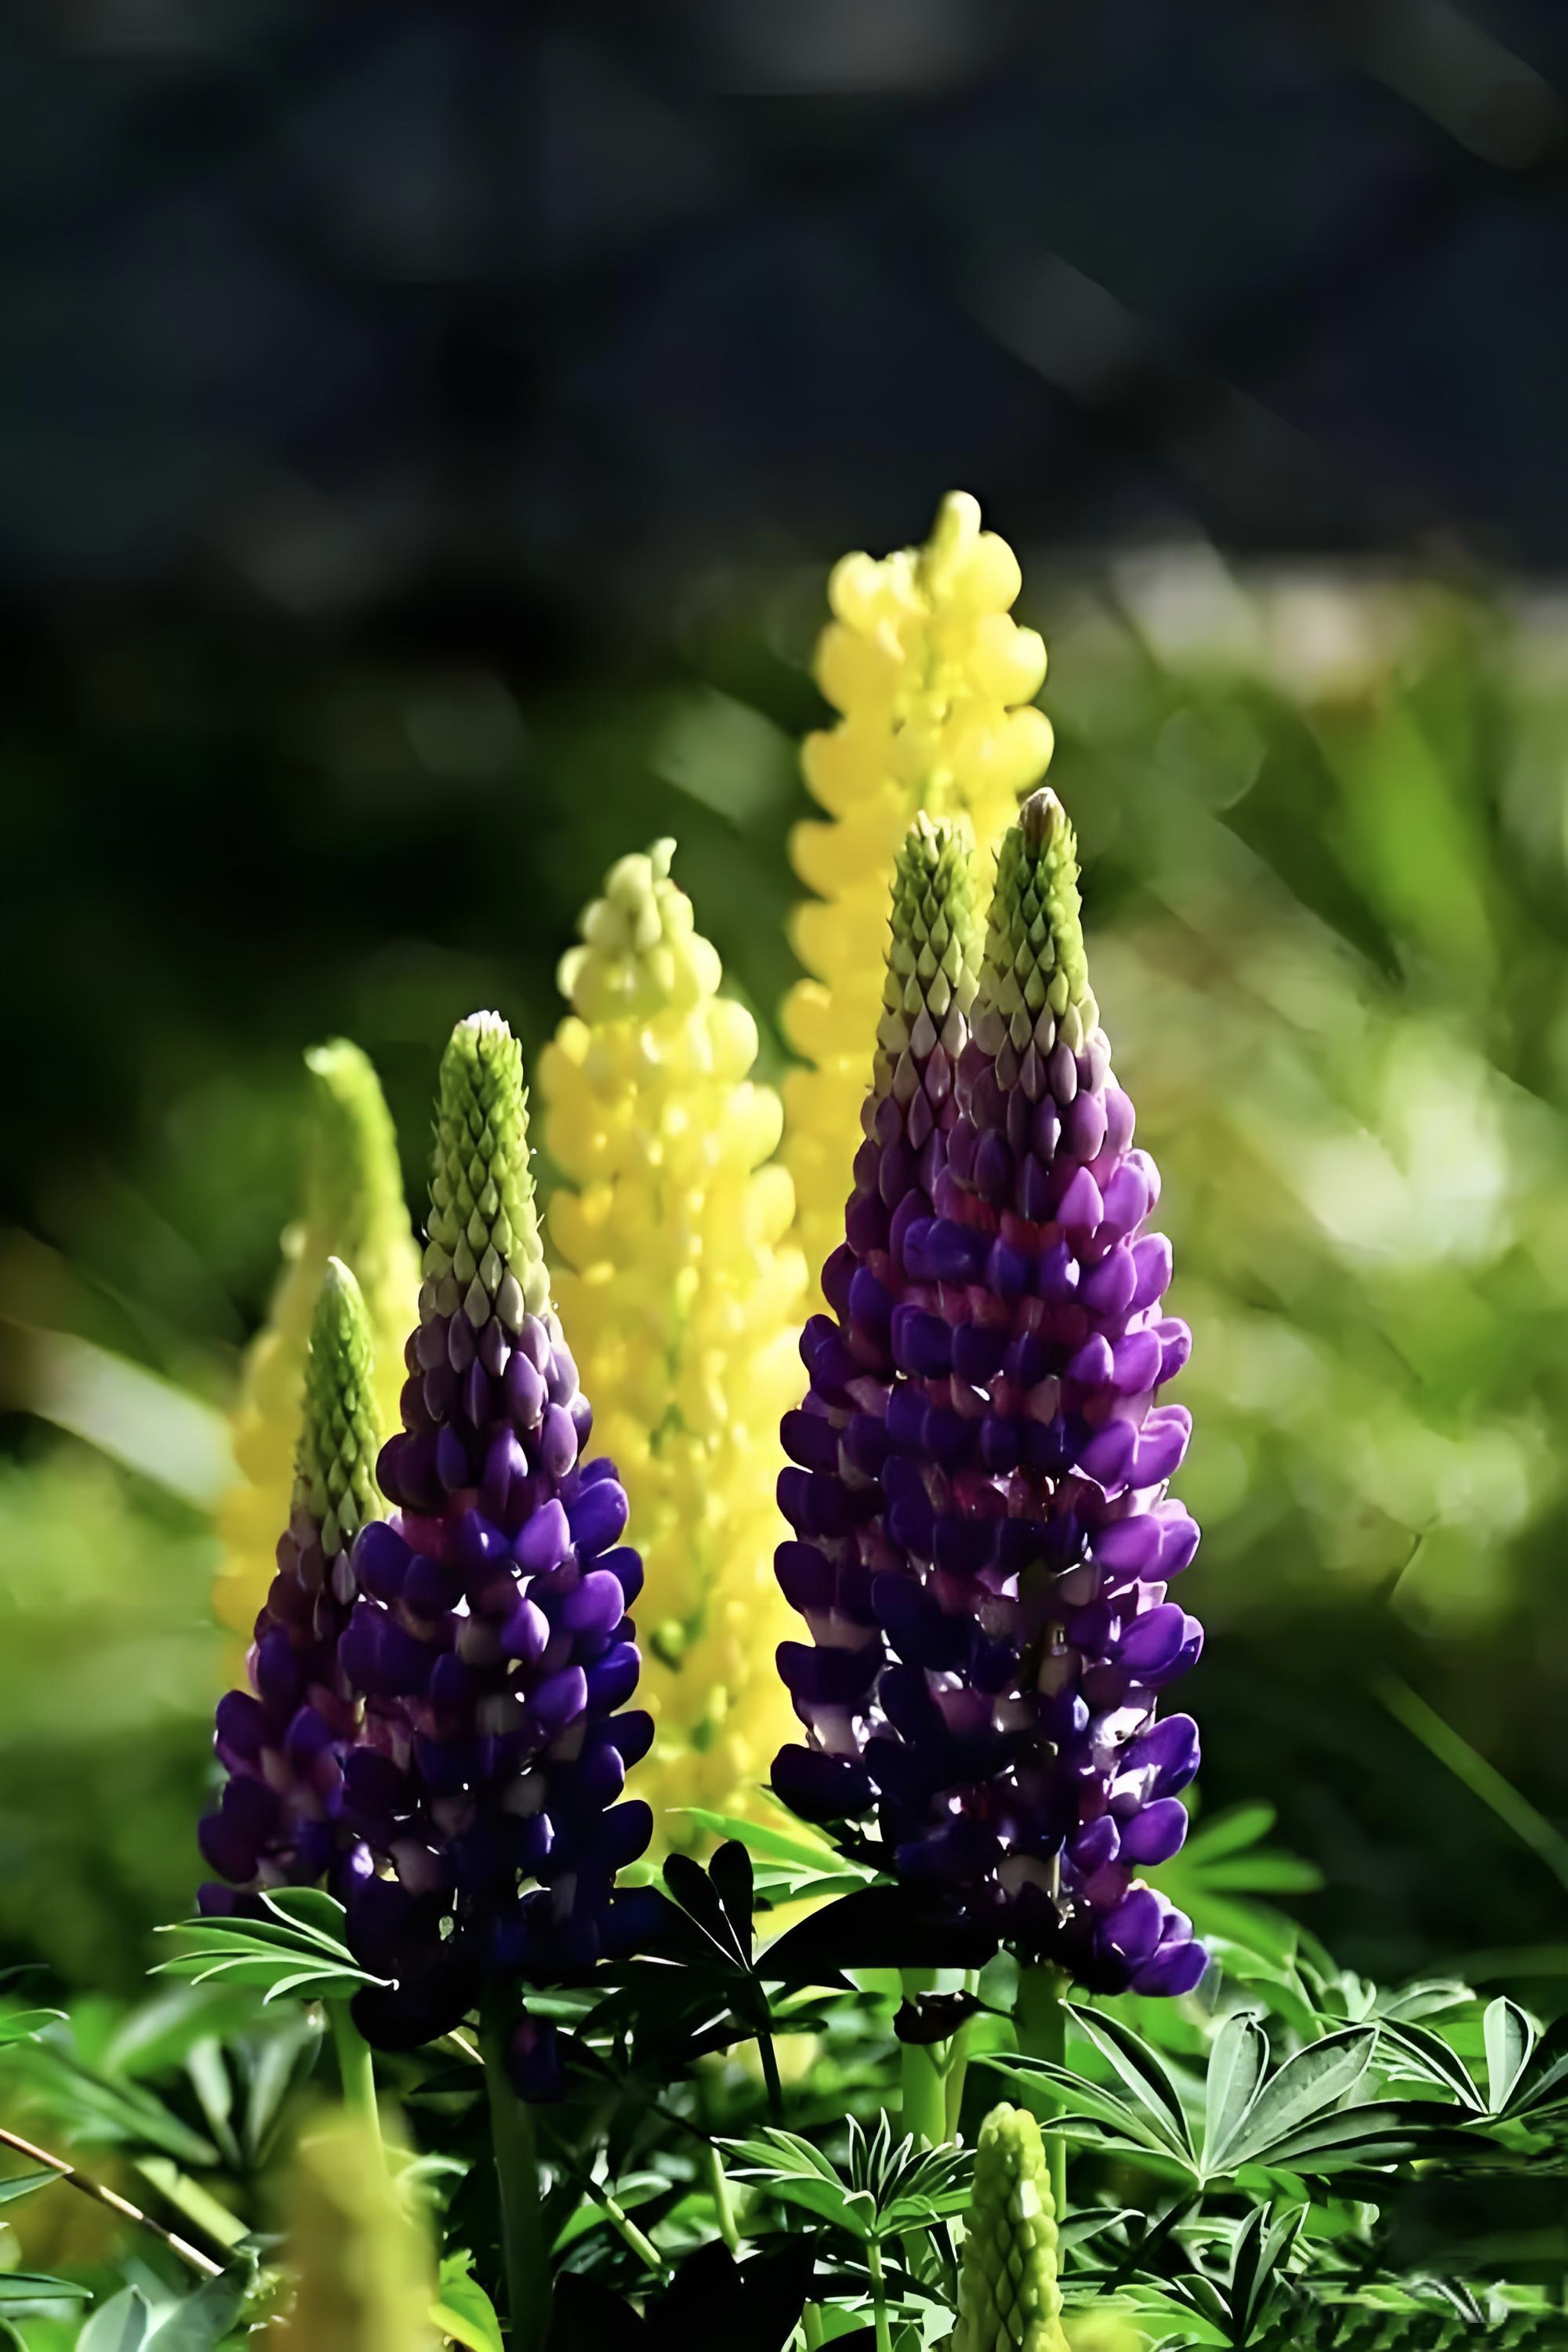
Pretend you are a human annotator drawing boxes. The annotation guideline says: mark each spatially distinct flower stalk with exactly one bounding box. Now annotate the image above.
[215,1040,416,1656]
[782,492,1054,1307]
[200,1257,385,1904]
[336,1012,658,2056]
[774,790,1206,2001]
[541,841,804,1836]
[482,2004,551,2352]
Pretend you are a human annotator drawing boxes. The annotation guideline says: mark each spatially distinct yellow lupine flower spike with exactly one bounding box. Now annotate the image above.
[274,2110,436,2351]
[213,1040,419,1653]
[782,490,1054,1301]
[541,840,806,1841]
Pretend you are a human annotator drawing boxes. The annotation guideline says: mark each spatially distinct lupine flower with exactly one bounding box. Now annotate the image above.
[774,789,1206,1999]
[775,809,982,1802]
[540,841,804,1835]
[215,1040,418,1657]
[199,1258,383,1904]
[336,1012,655,2059]
[953,2103,1068,2352]
[274,2110,434,2352]
[782,492,1054,1308]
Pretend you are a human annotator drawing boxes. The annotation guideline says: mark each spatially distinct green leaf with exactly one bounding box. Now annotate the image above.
[1231,2200,1305,2338]
[1220,2027,1376,2170]
[78,2288,151,2352]
[0,2169,60,2205]
[1071,2005,1195,2157]
[1202,2013,1267,2173]
[141,2263,253,2351]
[1483,1997,1537,2115]
[1181,1803,1278,1862]
[430,2252,505,2352]
[134,2158,249,2252]
[551,2175,670,2254]
[676,1809,850,1874]
[1243,2099,1439,2172]
[1190,1856,1324,1893]
[0,2009,65,2045]
[1374,2020,1484,2111]
[978,2056,1193,2166]
[728,2128,841,2185]
[257,1887,355,1950]
[0,2274,93,2306]
[762,2176,877,2238]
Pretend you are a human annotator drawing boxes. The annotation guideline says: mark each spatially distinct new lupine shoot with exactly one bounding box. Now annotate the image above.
[215,1040,418,1653]
[541,840,804,1839]
[951,2104,1069,2352]
[782,491,1055,1307]
[773,790,1205,2142]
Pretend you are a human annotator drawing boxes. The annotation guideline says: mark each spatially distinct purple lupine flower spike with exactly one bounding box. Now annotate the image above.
[774,813,982,1820]
[198,1258,383,1911]
[773,792,1206,1999]
[337,1012,656,2067]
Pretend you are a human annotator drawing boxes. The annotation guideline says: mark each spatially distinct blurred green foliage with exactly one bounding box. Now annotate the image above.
[9,550,1568,2006]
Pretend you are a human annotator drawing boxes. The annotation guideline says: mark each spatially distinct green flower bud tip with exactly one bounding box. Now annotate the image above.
[301,1038,409,1253]
[299,1257,383,1562]
[974,786,1100,1064]
[876,812,984,1092]
[953,2103,1069,2352]
[557,837,721,1025]
[422,1011,551,1331]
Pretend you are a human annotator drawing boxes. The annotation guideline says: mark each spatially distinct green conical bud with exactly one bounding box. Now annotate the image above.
[421,1011,551,1335]
[298,1258,383,1563]
[216,1038,417,1647]
[874,812,983,1099]
[952,2103,1069,2352]
[972,786,1100,1067]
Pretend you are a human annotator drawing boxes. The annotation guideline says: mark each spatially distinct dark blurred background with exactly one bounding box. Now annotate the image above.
[8,0,1568,1999]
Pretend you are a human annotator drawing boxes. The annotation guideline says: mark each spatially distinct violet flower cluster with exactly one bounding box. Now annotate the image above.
[773,794,1206,1998]
[201,1014,656,2075]
[199,1258,381,1902]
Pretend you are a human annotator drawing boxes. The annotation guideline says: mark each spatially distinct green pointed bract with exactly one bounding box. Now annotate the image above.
[953,2103,1069,2352]
[298,1258,383,1562]
[874,812,983,1101]
[422,1011,551,1334]
[973,786,1101,1069]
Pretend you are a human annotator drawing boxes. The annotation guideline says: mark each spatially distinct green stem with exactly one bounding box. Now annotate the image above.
[757,2021,784,2122]
[898,1967,948,2147]
[802,2303,826,2350]
[1014,1962,1070,2225]
[583,2175,665,2274]
[481,2009,551,2352]
[866,2238,893,2352]
[704,2140,741,2256]
[943,2009,977,2141]
[328,2002,380,2150]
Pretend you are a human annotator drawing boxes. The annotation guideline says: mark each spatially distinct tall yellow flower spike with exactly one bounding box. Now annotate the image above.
[782,491,1054,1300]
[541,841,805,1838]
[213,1040,418,1654]
[274,2110,435,2352]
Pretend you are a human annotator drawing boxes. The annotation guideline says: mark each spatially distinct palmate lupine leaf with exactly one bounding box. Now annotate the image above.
[1376,1991,1568,2131]
[727,2117,973,2246]
[1120,2199,1306,2351]
[154,1888,390,2007]
[983,2007,1452,2190]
